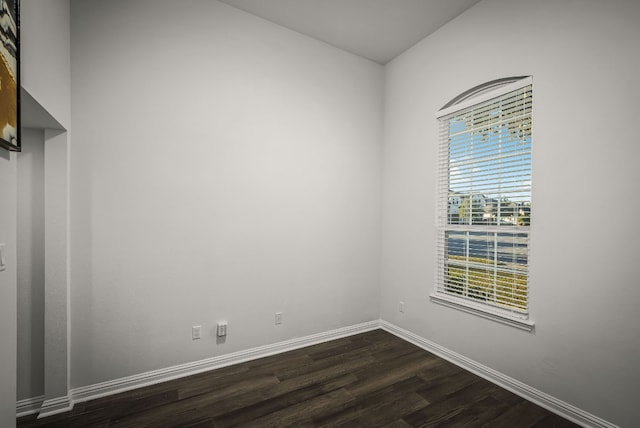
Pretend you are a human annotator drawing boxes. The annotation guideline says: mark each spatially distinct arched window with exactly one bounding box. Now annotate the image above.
[431,76,534,331]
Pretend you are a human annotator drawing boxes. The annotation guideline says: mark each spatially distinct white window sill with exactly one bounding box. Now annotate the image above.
[430,293,535,332]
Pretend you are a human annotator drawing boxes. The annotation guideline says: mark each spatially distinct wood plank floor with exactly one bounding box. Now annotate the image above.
[18,330,580,427]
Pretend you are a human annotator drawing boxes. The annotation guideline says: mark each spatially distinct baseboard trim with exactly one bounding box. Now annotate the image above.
[16,395,44,418]
[71,320,380,404]
[21,319,616,428]
[37,395,73,419]
[380,320,618,428]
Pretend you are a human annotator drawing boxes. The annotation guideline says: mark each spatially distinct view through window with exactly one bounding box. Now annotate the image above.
[434,78,532,320]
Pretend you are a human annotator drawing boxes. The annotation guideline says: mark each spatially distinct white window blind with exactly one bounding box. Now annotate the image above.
[434,78,533,324]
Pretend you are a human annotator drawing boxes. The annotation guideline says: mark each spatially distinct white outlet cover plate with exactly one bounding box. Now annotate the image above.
[192,325,202,340]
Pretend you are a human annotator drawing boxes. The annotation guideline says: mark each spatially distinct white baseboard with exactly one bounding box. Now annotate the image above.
[37,395,73,419]
[379,320,618,428]
[71,320,380,404]
[16,395,44,418]
[18,319,616,428]
[18,320,378,418]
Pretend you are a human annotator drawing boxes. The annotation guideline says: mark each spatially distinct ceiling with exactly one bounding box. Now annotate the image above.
[218,0,482,64]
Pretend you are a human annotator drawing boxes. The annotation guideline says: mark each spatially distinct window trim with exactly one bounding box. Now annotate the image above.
[431,76,535,331]
[437,76,533,120]
[430,293,535,331]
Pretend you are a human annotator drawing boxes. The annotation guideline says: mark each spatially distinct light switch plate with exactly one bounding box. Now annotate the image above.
[0,243,6,272]
[217,322,228,337]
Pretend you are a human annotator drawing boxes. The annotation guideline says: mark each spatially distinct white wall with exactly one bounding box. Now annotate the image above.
[0,151,17,427]
[70,0,383,387]
[20,0,71,129]
[0,0,68,418]
[381,0,640,426]
[15,127,71,412]
[16,128,45,400]
[17,0,71,409]
[41,129,71,410]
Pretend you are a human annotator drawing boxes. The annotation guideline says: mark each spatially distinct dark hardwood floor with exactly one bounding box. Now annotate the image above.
[18,329,579,427]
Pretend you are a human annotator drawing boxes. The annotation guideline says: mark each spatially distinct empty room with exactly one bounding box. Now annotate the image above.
[1,0,639,427]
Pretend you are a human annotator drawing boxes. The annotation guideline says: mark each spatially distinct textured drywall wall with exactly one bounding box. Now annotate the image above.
[20,0,71,129]
[380,0,640,426]
[0,151,17,426]
[16,128,45,400]
[70,0,383,387]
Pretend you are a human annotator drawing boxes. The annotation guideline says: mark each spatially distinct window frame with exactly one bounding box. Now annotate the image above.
[430,76,535,331]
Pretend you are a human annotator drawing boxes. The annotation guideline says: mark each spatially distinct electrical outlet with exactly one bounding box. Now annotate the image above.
[192,325,202,340]
[217,322,228,337]
[275,312,283,325]
[399,301,405,313]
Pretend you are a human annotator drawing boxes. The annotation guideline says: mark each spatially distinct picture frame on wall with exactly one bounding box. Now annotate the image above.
[0,0,20,152]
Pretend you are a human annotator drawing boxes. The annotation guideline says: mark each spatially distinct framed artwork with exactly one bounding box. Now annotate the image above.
[0,0,19,151]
